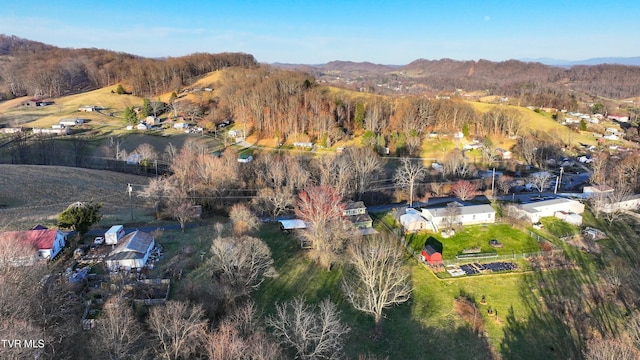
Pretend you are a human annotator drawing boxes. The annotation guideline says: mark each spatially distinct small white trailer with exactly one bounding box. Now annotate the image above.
[105,225,125,245]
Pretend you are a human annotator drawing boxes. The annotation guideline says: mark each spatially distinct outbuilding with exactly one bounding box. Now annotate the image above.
[400,209,430,233]
[104,231,155,271]
[279,219,307,233]
[421,244,443,264]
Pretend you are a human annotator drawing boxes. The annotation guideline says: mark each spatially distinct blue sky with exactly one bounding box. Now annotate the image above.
[1,0,638,64]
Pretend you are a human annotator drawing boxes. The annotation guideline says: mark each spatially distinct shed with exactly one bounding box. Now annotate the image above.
[400,210,429,233]
[104,231,155,271]
[279,219,307,233]
[421,244,443,264]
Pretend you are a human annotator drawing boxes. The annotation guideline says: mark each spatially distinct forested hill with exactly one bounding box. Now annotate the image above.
[279,58,640,100]
[0,35,258,100]
[3,34,640,102]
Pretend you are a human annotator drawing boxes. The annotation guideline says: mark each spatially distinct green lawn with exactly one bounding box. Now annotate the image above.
[406,223,541,259]
[252,222,550,359]
[540,216,580,238]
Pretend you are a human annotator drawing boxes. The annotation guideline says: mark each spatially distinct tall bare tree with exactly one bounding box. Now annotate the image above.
[165,188,198,232]
[254,187,295,219]
[441,202,462,232]
[341,234,412,331]
[148,300,206,360]
[527,172,552,193]
[90,295,148,360]
[205,301,282,360]
[207,236,276,302]
[342,147,381,200]
[267,297,350,360]
[590,185,634,225]
[394,157,427,207]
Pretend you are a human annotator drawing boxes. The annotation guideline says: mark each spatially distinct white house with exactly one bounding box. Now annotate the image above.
[420,203,495,232]
[399,208,431,233]
[32,127,69,135]
[583,185,614,196]
[0,228,67,264]
[600,194,640,213]
[104,231,155,271]
[78,105,96,112]
[515,198,585,223]
[60,118,84,126]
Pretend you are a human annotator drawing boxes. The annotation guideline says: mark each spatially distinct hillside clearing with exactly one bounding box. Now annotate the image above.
[0,165,151,228]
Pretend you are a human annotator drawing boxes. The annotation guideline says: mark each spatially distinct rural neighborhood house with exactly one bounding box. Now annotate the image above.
[104,230,155,271]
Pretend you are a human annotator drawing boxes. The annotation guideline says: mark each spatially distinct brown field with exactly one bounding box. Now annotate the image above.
[0,165,152,229]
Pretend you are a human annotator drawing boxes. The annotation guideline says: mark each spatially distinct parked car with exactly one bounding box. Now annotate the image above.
[94,236,104,245]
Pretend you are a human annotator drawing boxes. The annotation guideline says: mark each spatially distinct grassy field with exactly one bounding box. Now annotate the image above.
[0,86,145,129]
[252,222,555,359]
[0,164,152,229]
[406,223,541,259]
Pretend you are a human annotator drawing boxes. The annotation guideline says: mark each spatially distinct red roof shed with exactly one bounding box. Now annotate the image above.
[422,244,443,264]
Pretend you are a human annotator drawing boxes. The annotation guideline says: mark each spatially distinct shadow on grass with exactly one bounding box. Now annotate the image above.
[499,214,640,359]
[346,302,495,360]
[257,223,495,359]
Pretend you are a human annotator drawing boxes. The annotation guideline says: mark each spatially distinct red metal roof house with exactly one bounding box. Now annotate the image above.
[0,228,67,264]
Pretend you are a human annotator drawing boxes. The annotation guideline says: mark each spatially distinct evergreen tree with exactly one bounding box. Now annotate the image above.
[124,106,138,125]
[58,201,102,235]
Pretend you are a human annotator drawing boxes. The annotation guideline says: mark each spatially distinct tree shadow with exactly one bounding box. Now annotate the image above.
[499,217,640,359]
[345,300,496,359]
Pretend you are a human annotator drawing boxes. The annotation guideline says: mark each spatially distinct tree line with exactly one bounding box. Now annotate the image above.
[0,35,257,99]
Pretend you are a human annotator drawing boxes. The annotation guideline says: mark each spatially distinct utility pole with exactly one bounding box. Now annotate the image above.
[127,183,133,220]
[554,167,564,194]
[491,167,496,196]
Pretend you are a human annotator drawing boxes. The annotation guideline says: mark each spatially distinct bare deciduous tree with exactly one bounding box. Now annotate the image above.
[394,157,427,207]
[527,172,552,193]
[267,297,350,360]
[451,179,478,201]
[590,185,634,225]
[165,189,198,232]
[590,153,609,187]
[134,142,158,164]
[205,301,282,360]
[429,182,445,197]
[342,147,381,200]
[91,295,148,360]
[208,236,276,302]
[443,150,470,178]
[583,338,639,360]
[497,175,514,195]
[148,300,206,360]
[254,187,295,219]
[228,203,260,236]
[441,202,461,231]
[341,234,412,331]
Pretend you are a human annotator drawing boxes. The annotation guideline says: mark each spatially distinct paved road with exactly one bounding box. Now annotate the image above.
[85,222,198,237]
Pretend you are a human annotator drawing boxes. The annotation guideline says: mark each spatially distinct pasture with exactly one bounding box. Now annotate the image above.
[0,164,152,229]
